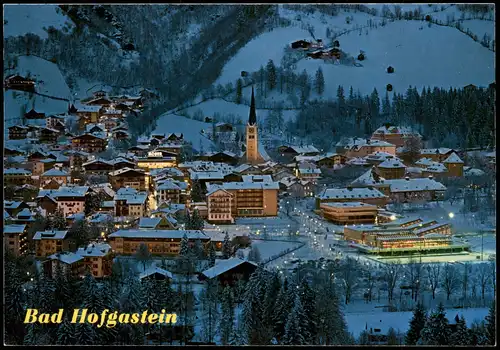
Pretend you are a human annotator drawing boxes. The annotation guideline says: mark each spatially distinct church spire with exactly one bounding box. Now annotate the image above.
[248,86,256,125]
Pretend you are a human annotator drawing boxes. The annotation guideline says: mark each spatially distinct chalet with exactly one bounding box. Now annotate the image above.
[111,157,137,171]
[52,186,91,217]
[4,168,32,186]
[8,125,29,140]
[139,88,159,101]
[157,142,183,154]
[39,127,60,143]
[82,158,113,175]
[86,123,106,134]
[68,104,78,114]
[85,97,112,107]
[67,150,90,171]
[371,125,421,148]
[102,117,120,131]
[76,105,103,124]
[307,50,324,59]
[71,133,107,153]
[4,201,31,217]
[139,266,173,282]
[138,216,177,230]
[196,151,240,166]
[36,192,58,215]
[128,145,150,157]
[291,39,311,49]
[113,102,132,111]
[25,108,46,120]
[337,138,397,158]
[296,166,321,183]
[315,153,347,168]
[109,167,149,191]
[137,152,177,170]
[108,229,210,256]
[45,114,66,129]
[442,152,464,177]
[76,243,113,278]
[5,146,25,157]
[114,188,149,218]
[375,158,407,180]
[199,258,259,286]
[316,187,388,209]
[464,84,477,91]
[420,148,456,162]
[4,224,28,256]
[4,74,35,92]
[43,252,85,278]
[10,208,37,226]
[156,180,182,205]
[92,90,108,98]
[214,122,234,132]
[33,230,71,257]
[377,177,446,203]
[279,176,315,198]
[278,145,320,157]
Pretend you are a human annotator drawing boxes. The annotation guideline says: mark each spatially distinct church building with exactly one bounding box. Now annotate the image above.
[244,87,265,165]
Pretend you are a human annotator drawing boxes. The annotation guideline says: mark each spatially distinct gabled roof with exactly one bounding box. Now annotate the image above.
[139,266,173,280]
[201,258,258,279]
[41,168,68,177]
[76,243,111,257]
[420,148,454,155]
[109,229,209,240]
[34,230,69,240]
[443,152,464,164]
[4,168,32,175]
[383,178,447,192]
[4,224,26,234]
[319,187,386,200]
[108,167,145,177]
[47,252,83,264]
[377,158,406,168]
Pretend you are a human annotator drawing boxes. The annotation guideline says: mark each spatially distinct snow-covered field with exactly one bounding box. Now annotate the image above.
[152,113,215,152]
[4,4,74,39]
[345,307,489,338]
[251,239,303,261]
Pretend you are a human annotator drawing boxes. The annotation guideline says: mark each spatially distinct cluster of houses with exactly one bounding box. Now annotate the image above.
[3,83,494,288]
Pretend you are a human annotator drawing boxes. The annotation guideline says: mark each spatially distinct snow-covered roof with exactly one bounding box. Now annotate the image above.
[372,125,420,136]
[414,222,451,235]
[299,168,322,174]
[319,187,386,200]
[233,164,258,173]
[365,151,398,161]
[67,212,85,220]
[425,163,448,173]
[384,178,446,192]
[443,152,464,164]
[109,167,145,177]
[4,168,32,175]
[156,180,182,191]
[279,176,313,188]
[337,137,395,149]
[47,252,83,264]
[88,213,113,223]
[4,224,26,234]
[242,174,273,183]
[139,266,173,280]
[351,168,385,186]
[377,158,406,168]
[4,201,25,209]
[76,243,111,257]
[76,105,102,113]
[138,217,162,229]
[33,230,69,240]
[217,180,280,191]
[190,171,225,181]
[109,229,209,240]
[346,157,369,165]
[285,145,320,154]
[54,186,90,198]
[4,210,12,220]
[41,168,68,177]
[321,202,377,208]
[415,158,436,166]
[16,208,35,218]
[201,257,258,279]
[92,183,116,198]
[464,167,485,177]
[420,148,453,155]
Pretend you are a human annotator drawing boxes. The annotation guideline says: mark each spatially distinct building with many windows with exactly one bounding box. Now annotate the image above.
[33,230,70,257]
[4,224,28,256]
[75,243,113,278]
[320,202,378,225]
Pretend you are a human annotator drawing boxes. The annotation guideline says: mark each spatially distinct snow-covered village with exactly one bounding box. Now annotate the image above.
[3,3,496,346]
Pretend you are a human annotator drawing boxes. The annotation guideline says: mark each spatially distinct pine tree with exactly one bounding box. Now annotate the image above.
[299,280,317,344]
[314,67,325,95]
[420,303,451,345]
[75,322,96,345]
[208,242,216,267]
[272,278,291,340]
[387,327,399,345]
[81,272,105,314]
[382,91,391,119]
[485,300,495,345]
[190,180,205,203]
[219,286,235,344]
[52,208,67,230]
[337,85,346,116]
[5,261,26,344]
[236,78,243,104]
[282,293,307,345]
[450,315,471,345]
[248,246,261,263]
[241,269,268,344]
[56,317,75,345]
[405,302,427,345]
[266,59,277,91]
[222,231,232,259]
[188,209,204,230]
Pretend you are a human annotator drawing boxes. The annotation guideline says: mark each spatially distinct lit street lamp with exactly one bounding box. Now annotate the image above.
[448,212,455,219]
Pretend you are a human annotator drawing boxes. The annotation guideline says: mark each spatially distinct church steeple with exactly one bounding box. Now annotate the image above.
[248,86,256,126]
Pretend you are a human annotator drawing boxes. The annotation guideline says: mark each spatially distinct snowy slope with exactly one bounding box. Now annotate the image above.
[6,56,72,99]
[4,4,74,39]
[457,19,495,40]
[295,20,494,96]
[152,113,215,152]
[183,98,298,124]
[214,6,494,98]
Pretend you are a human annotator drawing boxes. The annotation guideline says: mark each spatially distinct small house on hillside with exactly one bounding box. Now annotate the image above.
[198,258,259,286]
[25,108,46,119]
[4,74,35,92]
[291,39,311,49]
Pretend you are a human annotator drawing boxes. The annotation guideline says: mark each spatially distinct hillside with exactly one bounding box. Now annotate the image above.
[4,4,74,39]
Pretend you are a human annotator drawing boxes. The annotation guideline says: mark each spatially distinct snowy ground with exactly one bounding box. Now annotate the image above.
[345,307,489,338]
[4,4,74,40]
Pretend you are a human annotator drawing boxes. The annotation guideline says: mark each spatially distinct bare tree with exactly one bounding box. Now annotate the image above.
[425,264,441,300]
[406,258,424,302]
[364,269,377,302]
[461,262,471,306]
[441,263,461,301]
[340,256,359,304]
[488,261,496,296]
[477,264,490,303]
[382,261,402,302]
